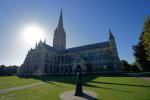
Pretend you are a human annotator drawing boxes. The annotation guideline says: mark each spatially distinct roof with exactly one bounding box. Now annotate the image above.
[36,41,110,53]
[62,41,109,53]
[43,44,58,52]
[37,41,58,52]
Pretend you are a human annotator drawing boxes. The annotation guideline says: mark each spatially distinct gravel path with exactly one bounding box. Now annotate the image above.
[139,77,150,81]
[0,80,62,94]
[60,90,98,100]
[0,80,60,94]
[0,82,44,94]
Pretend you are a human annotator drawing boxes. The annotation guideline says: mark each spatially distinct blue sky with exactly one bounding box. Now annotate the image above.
[0,0,150,66]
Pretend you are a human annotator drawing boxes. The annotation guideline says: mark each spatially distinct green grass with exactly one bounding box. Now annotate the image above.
[0,75,150,100]
[0,76,40,89]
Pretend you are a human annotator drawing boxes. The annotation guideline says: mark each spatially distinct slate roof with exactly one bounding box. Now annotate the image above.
[62,41,109,53]
[37,41,109,53]
[37,41,58,52]
[43,43,58,52]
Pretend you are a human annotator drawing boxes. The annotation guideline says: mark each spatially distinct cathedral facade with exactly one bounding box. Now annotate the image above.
[18,10,121,76]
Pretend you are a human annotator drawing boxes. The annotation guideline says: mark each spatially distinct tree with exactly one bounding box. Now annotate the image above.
[120,60,132,72]
[133,16,150,71]
[143,16,150,64]
[0,65,18,76]
[131,62,141,72]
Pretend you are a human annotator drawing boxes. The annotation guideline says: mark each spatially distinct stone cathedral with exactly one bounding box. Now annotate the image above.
[18,10,121,76]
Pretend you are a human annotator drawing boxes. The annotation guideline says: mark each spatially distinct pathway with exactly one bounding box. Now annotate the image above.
[0,80,58,94]
[0,82,44,94]
[139,77,150,81]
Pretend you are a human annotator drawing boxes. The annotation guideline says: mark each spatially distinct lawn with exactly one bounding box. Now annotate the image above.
[0,75,150,100]
[0,76,40,89]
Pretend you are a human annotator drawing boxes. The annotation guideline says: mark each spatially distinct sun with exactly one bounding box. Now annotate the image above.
[21,24,46,46]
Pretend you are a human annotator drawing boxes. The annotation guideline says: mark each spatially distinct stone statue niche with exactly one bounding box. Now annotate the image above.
[75,65,83,96]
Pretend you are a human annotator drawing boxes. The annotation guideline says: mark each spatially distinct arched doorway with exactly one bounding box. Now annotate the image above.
[86,63,92,73]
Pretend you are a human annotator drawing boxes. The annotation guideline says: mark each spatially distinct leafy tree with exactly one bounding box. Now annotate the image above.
[120,60,132,72]
[0,65,18,76]
[131,62,141,72]
[133,16,150,71]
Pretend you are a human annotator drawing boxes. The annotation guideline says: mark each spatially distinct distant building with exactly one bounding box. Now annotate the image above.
[18,10,121,76]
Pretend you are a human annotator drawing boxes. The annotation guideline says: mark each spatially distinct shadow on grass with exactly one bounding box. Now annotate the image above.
[84,83,134,93]
[20,74,99,85]
[18,74,150,96]
[18,74,150,88]
[15,75,150,97]
[47,81,64,87]
[80,92,98,100]
[90,81,150,88]
[18,73,132,84]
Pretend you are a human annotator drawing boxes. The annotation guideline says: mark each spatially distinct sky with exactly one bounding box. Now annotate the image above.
[0,0,150,66]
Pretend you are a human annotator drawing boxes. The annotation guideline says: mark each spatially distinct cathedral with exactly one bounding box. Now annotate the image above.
[18,10,121,76]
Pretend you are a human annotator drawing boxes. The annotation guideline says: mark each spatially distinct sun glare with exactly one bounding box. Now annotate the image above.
[22,24,46,46]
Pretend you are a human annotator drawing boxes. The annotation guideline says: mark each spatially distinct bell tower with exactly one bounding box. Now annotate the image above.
[53,9,66,51]
[109,29,118,57]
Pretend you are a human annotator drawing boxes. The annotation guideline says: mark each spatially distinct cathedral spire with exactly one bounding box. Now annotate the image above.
[109,29,114,40]
[58,8,63,28]
[53,9,66,51]
[35,41,37,48]
[44,38,46,44]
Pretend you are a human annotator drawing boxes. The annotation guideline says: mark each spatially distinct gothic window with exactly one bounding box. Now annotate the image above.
[61,56,64,63]
[45,64,47,73]
[50,65,52,72]
[87,64,92,72]
[69,65,72,73]
[56,67,59,72]
[61,66,63,72]
[65,66,67,72]
[35,65,38,70]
